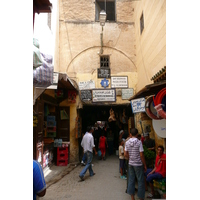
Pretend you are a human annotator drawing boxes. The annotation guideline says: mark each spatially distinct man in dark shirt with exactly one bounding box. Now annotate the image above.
[143,133,155,152]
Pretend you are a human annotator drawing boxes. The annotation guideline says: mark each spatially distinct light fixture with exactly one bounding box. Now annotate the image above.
[99,10,107,26]
[99,10,107,54]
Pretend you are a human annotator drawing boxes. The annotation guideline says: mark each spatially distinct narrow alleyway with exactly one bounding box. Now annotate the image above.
[39,154,153,200]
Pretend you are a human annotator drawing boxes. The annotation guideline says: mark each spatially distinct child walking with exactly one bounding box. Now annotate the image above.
[119,139,127,179]
[99,130,108,160]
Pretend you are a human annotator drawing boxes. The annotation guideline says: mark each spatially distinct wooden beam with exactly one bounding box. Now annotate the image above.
[41,93,58,106]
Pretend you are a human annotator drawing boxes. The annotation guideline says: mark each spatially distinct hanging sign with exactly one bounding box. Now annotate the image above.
[111,76,128,88]
[92,89,116,102]
[122,88,134,99]
[131,98,145,113]
[68,90,76,103]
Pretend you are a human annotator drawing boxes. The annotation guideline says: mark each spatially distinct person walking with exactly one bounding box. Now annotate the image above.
[80,132,87,166]
[79,126,97,181]
[124,128,147,200]
[99,129,108,160]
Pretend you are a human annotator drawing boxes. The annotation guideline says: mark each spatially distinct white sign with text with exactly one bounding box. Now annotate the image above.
[131,98,145,113]
[79,80,95,90]
[111,76,128,88]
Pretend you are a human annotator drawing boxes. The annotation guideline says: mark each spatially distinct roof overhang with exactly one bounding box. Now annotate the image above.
[128,80,166,101]
[58,73,79,92]
[33,0,52,14]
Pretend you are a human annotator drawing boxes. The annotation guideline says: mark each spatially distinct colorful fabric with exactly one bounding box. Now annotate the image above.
[33,53,54,87]
[33,38,43,68]
[33,45,43,68]
[33,160,46,200]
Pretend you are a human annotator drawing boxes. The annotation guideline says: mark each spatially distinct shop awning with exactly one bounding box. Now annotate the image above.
[128,80,166,101]
[58,73,79,91]
[33,0,52,14]
[33,73,79,105]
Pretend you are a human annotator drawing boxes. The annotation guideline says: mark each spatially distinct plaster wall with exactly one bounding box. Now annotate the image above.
[59,98,79,162]
[133,0,166,91]
[58,0,136,79]
[57,0,137,162]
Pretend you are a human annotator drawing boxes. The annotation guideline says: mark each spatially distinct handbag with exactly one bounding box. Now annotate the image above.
[98,150,102,157]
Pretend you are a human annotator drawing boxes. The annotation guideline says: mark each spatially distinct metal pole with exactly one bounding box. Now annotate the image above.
[100,26,103,54]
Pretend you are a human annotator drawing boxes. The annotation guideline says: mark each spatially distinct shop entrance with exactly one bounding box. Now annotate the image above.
[78,104,133,161]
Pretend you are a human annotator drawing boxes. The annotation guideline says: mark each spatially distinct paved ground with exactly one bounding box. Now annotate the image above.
[39,154,163,200]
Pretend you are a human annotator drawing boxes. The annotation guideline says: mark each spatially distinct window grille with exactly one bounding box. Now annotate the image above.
[100,56,110,68]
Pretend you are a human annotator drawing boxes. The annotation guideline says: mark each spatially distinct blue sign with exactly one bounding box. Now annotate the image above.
[100,78,109,88]
[130,98,145,113]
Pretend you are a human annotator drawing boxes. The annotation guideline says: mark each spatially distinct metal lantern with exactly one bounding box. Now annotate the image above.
[99,10,107,26]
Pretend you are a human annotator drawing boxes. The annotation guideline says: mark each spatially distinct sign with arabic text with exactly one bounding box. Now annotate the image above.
[130,98,145,113]
[92,89,116,102]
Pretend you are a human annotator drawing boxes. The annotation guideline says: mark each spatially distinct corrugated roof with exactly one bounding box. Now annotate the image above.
[128,80,166,101]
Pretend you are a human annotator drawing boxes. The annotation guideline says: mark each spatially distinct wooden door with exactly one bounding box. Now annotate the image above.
[33,99,44,166]
[57,106,70,141]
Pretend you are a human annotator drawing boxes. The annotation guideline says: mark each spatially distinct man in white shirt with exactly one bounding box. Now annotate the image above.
[79,126,97,181]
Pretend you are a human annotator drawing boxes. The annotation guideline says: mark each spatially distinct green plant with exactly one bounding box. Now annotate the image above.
[143,145,156,160]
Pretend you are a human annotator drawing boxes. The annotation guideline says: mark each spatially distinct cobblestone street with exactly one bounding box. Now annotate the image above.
[39,154,152,200]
